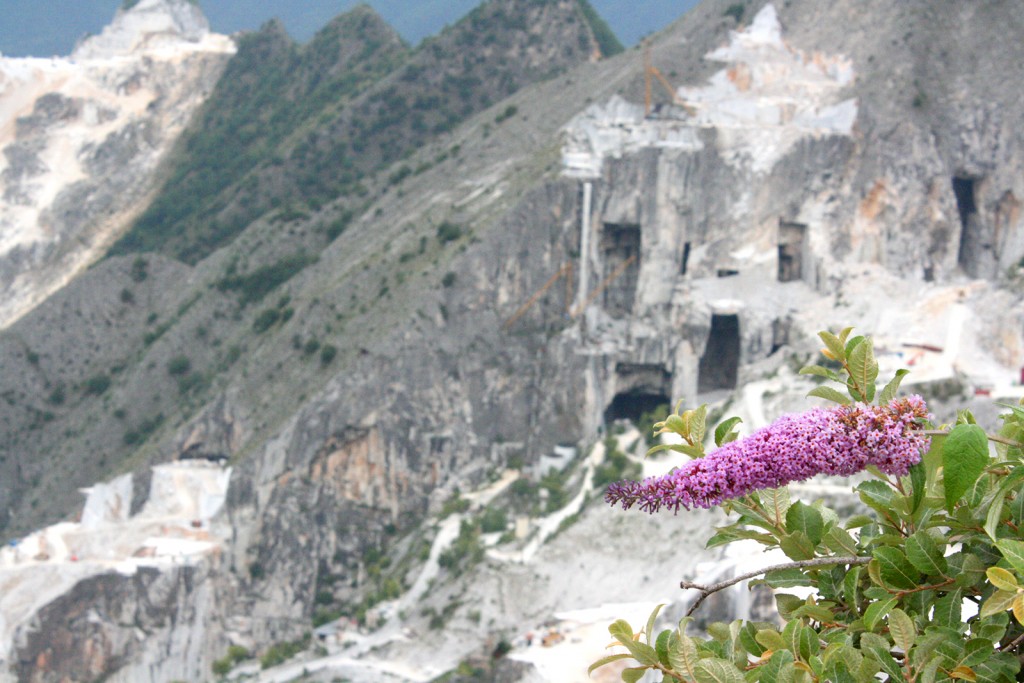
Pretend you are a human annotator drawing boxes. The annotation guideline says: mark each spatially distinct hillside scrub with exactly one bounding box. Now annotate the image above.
[594,327,1024,683]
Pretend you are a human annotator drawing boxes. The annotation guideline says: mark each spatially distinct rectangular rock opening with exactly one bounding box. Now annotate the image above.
[716,269,739,278]
[681,241,691,275]
[604,363,671,425]
[953,175,992,277]
[778,221,807,282]
[600,223,641,317]
[698,314,740,392]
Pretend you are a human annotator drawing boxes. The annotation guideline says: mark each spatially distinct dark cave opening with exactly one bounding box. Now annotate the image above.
[952,176,978,230]
[698,314,740,392]
[601,223,641,317]
[681,241,691,275]
[777,221,807,283]
[604,391,671,425]
[953,175,989,276]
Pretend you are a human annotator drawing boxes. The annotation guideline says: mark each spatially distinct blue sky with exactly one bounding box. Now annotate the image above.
[0,0,699,57]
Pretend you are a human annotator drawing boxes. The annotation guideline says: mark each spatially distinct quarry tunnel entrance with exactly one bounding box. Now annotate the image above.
[604,363,671,425]
[953,175,990,277]
[604,391,672,425]
[778,221,807,282]
[601,223,641,317]
[698,314,740,392]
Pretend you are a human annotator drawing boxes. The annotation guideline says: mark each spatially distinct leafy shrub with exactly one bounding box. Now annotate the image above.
[83,374,111,396]
[480,506,508,533]
[166,355,191,376]
[436,221,463,244]
[441,492,471,517]
[252,309,281,333]
[495,105,518,124]
[593,327,1024,683]
[130,256,148,282]
[260,634,310,669]
[319,344,338,365]
[217,253,317,306]
[47,385,66,406]
[442,272,457,288]
[438,520,483,574]
[723,3,745,21]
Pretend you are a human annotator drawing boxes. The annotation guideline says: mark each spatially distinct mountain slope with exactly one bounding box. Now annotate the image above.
[0,0,234,329]
[2,0,1024,680]
[109,0,611,264]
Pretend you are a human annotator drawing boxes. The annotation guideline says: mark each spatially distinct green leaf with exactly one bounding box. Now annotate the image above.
[780,532,816,561]
[910,460,926,515]
[759,650,795,683]
[857,480,896,517]
[756,628,787,652]
[844,514,875,529]
[645,604,665,646]
[919,656,944,683]
[668,631,700,680]
[844,335,865,360]
[819,331,847,362]
[656,630,671,668]
[688,405,708,447]
[973,652,1021,683]
[874,546,922,590]
[783,621,819,660]
[943,424,990,512]
[775,594,804,621]
[860,632,904,681]
[980,590,1017,619]
[953,553,988,589]
[843,566,862,607]
[706,527,776,548]
[762,488,791,526]
[799,365,842,382]
[739,623,764,657]
[764,568,814,588]
[785,501,824,545]
[888,608,916,653]
[982,468,1024,540]
[588,653,633,675]
[807,386,852,405]
[987,567,1020,592]
[609,620,660,666]
[714,417,743,447]
[961,639,997,668]
[847,337,879,401]
[790,603,835,623]
[622,667,647,683]
[864,597,898,631]
[694,658,745,683]
[879,369,910,405]
[906,531,948,576]
[933,589,963,628]
[646,443,705,459]
[996,539,1024,575]
[975,612,1010,643]
[824,525,859,556]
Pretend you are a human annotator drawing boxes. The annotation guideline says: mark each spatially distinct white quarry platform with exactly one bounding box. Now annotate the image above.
[0,461,231,668]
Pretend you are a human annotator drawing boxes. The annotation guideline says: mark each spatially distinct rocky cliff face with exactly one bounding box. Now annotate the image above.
[2,0,1024,681]
[0,0,233,329]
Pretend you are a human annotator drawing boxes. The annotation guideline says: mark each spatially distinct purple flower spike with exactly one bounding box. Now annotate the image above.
[605,396,931,514]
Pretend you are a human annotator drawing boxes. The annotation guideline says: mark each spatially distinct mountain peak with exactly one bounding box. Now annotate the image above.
[71,0,220,60]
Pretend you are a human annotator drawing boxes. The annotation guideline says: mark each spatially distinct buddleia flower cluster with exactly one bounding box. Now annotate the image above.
[605,396,930,514]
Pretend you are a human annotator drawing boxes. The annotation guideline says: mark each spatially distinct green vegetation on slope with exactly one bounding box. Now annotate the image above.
[576,0,624,57]
[109,9,408,263]
[106,0,613,265]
